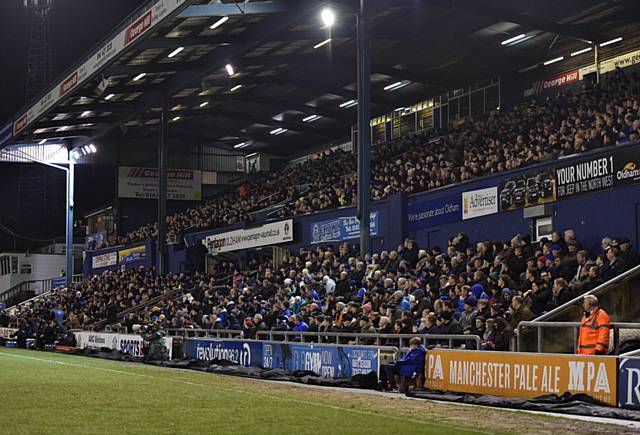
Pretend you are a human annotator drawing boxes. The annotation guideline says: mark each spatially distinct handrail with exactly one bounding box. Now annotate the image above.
[533,263,640,323]
[516,321,640,354]
[166,328,480,350]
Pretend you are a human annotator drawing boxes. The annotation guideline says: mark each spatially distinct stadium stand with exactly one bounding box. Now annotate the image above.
[108,69,640,247]
[4,226,637,353]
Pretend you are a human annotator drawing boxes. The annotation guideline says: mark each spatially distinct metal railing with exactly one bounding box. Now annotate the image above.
[534,263,640,322]
[516,321,640,354]
[166,328,480,351]
[0,279,52,305]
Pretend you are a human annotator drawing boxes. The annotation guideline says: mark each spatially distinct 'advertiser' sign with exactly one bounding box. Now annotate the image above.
[462,187,498,220]
[556,156,614,199]
[425,349,617,406]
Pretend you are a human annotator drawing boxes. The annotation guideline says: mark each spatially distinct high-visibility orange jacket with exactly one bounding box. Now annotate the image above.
[577,307,610,355]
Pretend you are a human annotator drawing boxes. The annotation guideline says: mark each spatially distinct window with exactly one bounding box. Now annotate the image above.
[20,264,32,274]
[535,217,553,242]
[11,256,18,274]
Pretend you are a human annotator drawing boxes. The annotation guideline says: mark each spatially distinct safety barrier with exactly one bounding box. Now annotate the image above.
[166,328,480,351]
[516,321,640,354]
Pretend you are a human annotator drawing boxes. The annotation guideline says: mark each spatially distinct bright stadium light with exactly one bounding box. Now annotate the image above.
[270,127,287,135]
[225,64,235,76]
[599,37,622,47]
[133,73,146,81]
[105,93,115,100]
[571,47,592,56]
[38,139,46,145]
[230,84,243,91]
[339,99,357,108]
[89,144,97,153]
[543,56,564,66]
[501,34,526,45]
[384,80,410,91]
[210,16,229,30]
[234,142,250,149]
[314,38,331,49]
[321,8,335,28]
[303,114,321,123]
[200,101,209,108]
[172,116,181,122]
[168,46,184,58]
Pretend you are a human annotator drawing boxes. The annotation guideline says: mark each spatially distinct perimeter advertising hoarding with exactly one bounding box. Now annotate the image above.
[310,212,379,244]
[74,331,172,359]
[618,357,640,409]
[498,168,556,212]
[118,166,202,201]
[183,339,379,378]
[263,342,379,378]
[407,193,461,231]
[424,349,617,406]
[202,219,293,255]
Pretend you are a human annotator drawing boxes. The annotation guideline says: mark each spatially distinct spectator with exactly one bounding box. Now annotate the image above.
[603,247,626,281]
[577,295,610,355]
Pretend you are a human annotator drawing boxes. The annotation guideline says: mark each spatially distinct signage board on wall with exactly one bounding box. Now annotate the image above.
[91,251,118,269]
[310,212,378,244]
[202,219,293,255]
[614,147,640,187]
[407,194,461,231]
[462,187,498,220]
[118,166,202,201]
[555,156,614,199]
[424,349,617,406]
[118,245,146,264]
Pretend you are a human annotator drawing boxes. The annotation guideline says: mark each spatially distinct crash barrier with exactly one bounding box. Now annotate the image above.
[183,337,392,378]
[73,330,173,359]
[166,328,480,352]
[516,321,640,354]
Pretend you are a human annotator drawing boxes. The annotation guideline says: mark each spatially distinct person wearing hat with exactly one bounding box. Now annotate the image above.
[619,238,639,270]
[459,296,477,332]
[435,310,463,343]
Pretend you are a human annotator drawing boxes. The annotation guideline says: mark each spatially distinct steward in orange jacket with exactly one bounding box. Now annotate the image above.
[577,295,610,355]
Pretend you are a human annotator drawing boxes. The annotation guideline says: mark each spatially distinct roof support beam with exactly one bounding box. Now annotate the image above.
[176,1,287,18]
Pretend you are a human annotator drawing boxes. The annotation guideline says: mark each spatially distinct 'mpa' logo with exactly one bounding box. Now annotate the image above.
[567,361,610,393]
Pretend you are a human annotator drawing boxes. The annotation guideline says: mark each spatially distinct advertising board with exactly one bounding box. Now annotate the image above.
[118,166,202,201]
[424,349,617,406]
[202,220,293,255]
[310,212,379,244]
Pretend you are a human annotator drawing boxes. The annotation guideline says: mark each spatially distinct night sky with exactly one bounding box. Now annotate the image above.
[0,0,147,124]
[0,0,147,251]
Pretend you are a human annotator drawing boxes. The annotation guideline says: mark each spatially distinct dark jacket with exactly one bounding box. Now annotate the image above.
[396,345,426,377]
[546,286,573,311]
[602,258,626,282]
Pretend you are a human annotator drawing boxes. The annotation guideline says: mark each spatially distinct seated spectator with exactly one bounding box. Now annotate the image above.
[377,337,426,391]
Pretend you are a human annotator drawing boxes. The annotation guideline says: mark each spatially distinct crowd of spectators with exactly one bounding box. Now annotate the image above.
[105,69,640,246]
[4,228,637,352]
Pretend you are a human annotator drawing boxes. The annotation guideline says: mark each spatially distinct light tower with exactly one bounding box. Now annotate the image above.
[23,0,54,102]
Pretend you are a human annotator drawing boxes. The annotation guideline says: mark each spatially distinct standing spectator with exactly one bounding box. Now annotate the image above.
[577,295,610,355]
[602,247,626,281]
[508,295,533,329]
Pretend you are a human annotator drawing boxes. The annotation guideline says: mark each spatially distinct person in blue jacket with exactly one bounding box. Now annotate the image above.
[377,337,426,391]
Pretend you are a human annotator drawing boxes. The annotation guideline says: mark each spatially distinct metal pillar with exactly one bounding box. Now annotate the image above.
[356,0,371,256]
[157,99,168,275]
[65,156,74,289]
[594,43,600,84]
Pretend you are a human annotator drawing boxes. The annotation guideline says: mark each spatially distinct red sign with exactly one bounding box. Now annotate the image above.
[533,70,580,94]
[125,10,153,45]
[59,71,79,97]
[13,113,28,135]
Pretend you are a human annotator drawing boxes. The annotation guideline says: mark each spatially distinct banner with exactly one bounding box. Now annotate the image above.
[203,219,293,255]
[74,331,172,359]
[424,349,617,406]
[118,166,202,201]
[263,343,379,378]
[528,69,580,95]
[499,168,556,212]
[580,48,640,77]
[118,245,146,264]
[555,155,614,199]
[618,357,640,409]
[407,194,461,231]
[185,339,263,367]
[310,212,378,244]
[462,187,498,220]
[614,147,640,187]
[92,251,118,269]
[9,0,188,140]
